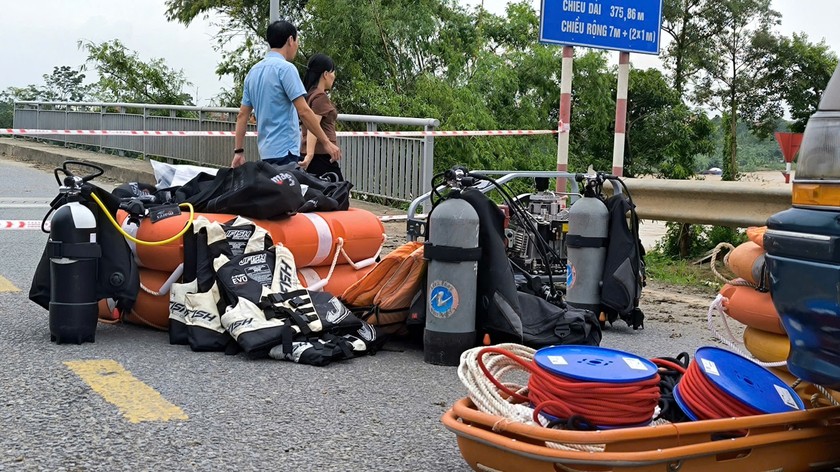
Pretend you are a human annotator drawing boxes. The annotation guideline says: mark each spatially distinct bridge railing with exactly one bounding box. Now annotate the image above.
[13,101,438,203]
[11,101,793,229]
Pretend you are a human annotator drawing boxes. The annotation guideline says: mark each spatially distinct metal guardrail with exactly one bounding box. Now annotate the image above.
[402,173,791,235]
[618,178,791,227]
[12,101,439,203]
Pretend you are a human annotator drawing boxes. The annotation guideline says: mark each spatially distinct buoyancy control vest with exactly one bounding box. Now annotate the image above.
[30,185,140,315]
[457,188,524,344]
[214,245,387,362]
[169,216,273,350]
[600,194,645,330]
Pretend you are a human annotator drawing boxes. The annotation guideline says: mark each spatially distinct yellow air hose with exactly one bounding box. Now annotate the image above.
[89,192,195,246]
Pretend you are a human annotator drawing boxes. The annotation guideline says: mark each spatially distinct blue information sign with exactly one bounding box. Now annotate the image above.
[539,0,663,55]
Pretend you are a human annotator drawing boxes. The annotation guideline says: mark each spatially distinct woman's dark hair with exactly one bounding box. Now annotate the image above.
[303,54,336,92]
[266,20,297,49]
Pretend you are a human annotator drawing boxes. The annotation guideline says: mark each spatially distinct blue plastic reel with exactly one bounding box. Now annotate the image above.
[677,346,804,418]
[533,345,658,384]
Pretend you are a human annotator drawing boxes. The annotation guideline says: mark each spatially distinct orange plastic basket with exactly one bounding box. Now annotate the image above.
[442,397,840,472]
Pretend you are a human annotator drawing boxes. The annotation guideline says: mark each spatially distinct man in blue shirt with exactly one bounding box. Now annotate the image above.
[232,20,340,167]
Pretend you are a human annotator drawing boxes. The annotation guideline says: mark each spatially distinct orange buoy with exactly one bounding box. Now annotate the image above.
[118,209,385,272]
[746,226,767,249]
[720,281,786,335]
[743,326,789,363]
[126,268,174,330]
[297,263,376,297]
[726,241,767,286]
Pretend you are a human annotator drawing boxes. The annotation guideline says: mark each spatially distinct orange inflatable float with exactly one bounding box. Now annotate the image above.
[719,281,786,334]
[127,268,175,330]
[743,327,840,406]
[118,209,385,272]
[726,241,767,286]
[746,225,766,248]
[97,299,118,321]
[297,264,376,295]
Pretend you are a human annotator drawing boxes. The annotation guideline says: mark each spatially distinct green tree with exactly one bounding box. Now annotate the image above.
[566,51,614,173]
[164,0,308,105]
[626,68,714,179]
[773,33,838,132]
[41,66,91,102]
[0,91,15,128]
[303,0,567,174]
[162,0,702,183]
[661,0,725,97]
[694,0,781,181]
[656,2,721,257]
[79,39,194,105]
[0,85,48,128]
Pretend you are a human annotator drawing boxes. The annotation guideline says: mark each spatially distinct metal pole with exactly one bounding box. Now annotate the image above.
[612,51,630,177]
[422,124,435,214]
[556,46,573,194]
[270,0,279,22]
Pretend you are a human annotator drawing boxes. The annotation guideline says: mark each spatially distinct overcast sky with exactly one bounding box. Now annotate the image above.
[0,0,836,106]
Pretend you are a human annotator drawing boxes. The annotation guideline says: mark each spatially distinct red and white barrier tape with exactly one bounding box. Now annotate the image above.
[0,215,412,231]
[1,129,246,137]
[1,128,562,138]
[0,220,47,231]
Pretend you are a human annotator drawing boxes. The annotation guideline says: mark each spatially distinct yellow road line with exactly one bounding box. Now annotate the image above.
[64,360,188,423]
[0,276,19,292]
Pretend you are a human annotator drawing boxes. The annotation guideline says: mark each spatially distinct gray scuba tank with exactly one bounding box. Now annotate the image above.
[424,194,480,366]
[565,174,609,315]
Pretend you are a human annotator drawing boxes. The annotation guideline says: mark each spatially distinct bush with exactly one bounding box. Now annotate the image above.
[655,222,747,260]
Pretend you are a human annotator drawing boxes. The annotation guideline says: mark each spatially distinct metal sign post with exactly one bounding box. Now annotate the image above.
[613,51,630,176]
[270,0,279,23]
[556,46,574,193]
[540,0,663,178]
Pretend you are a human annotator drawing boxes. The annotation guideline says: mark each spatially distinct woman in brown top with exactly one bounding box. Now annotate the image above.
[300,54,343,181]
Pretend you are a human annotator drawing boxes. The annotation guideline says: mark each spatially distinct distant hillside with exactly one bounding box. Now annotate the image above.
[695,116,790,173]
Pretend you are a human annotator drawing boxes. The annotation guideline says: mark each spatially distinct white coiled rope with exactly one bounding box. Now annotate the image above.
[458,343,610,453]
[457,343,545,427]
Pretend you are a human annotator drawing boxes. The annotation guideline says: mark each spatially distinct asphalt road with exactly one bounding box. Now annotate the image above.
[0,157,475,471]
[0,155,723,471]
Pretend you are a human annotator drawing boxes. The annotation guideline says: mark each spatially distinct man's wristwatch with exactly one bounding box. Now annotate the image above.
[233,148,245,154]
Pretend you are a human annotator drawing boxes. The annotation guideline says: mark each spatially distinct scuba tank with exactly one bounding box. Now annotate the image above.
[565,169,609,315]
[424,168,481,366]
[47,162,105,344]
